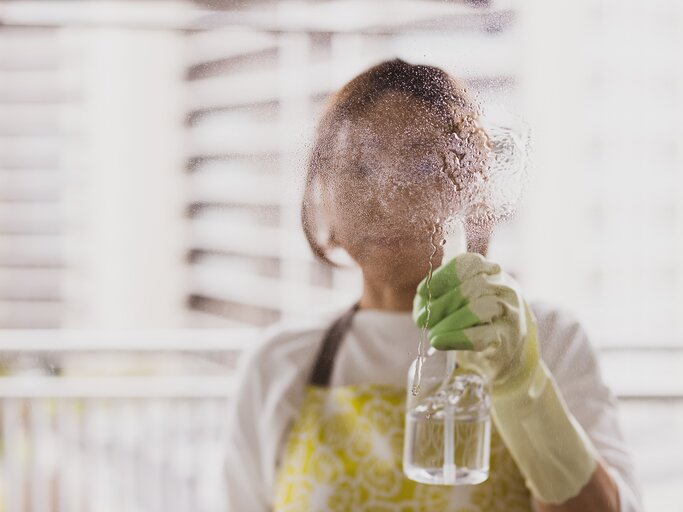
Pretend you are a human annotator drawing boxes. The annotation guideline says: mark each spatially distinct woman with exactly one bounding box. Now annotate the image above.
[224,59,641,511]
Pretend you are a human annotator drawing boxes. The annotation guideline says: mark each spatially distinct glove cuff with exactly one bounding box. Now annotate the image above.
[491,361,598,504]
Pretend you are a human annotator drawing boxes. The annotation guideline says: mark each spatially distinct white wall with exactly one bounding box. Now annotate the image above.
[61,27,188,328]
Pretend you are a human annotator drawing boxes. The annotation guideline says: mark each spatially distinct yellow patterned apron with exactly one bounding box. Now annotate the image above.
[274,304,532,512]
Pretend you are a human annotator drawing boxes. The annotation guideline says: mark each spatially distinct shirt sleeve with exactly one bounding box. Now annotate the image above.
[223,332,273,512]
[534,304,643,512]
[223,322,324,511]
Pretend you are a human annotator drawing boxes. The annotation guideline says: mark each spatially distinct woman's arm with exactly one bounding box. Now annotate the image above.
[224,344,271,511]
[413,255,642,508]
[224,322,326,511]
[535,460,619,512]
[534,303,642,512]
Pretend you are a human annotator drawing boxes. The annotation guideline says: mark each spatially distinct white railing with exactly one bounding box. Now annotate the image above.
[0,330,682,512]
[0,330,251,512]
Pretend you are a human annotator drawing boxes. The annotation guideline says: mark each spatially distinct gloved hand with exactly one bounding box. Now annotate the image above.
[413,253,598,505]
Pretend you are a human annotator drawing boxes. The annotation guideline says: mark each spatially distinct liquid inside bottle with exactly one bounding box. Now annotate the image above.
[403,356,491,485]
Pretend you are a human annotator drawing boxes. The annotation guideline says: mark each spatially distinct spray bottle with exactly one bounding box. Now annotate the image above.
[403,219,491,485]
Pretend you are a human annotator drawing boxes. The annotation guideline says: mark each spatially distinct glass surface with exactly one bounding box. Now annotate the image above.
[1,1,682,509]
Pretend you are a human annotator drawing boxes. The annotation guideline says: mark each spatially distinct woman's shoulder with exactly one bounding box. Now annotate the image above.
[530,299,583,329]
[529,300,602,382]
[529,301,592,346]
[228,307,347,431]
[237,306,347,377]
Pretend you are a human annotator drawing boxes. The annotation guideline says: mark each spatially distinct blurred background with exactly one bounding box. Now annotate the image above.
[0,0,681,510]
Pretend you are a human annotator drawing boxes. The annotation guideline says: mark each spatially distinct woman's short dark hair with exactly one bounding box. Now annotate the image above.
[301,58,481,266]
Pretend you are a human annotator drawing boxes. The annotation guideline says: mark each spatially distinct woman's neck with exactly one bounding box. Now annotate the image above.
[358,274,416,312]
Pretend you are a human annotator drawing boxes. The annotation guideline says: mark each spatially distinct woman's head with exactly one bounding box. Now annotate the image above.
[302,59,490,288]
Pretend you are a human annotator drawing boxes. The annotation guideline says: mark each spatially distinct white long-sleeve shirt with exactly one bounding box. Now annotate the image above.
[224,302,642,511]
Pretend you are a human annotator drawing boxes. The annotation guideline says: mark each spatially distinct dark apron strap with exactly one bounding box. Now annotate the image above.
[309,301,360,387]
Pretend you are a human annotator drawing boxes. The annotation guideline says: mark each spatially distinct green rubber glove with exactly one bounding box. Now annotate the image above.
[413,253,598,505]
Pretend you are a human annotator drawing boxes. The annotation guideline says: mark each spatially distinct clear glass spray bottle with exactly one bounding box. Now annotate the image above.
[403,220,491,486]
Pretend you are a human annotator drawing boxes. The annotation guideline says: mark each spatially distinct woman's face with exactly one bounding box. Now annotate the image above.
[322,92,488,287]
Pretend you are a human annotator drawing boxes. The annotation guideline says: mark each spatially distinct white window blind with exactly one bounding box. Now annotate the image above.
[0,28,72,328]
